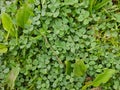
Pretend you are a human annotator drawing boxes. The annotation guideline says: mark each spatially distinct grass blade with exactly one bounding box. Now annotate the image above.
[94,0,110,10]
[89,0,96,14]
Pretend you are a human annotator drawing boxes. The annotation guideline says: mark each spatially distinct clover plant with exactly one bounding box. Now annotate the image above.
[0,0,120,90]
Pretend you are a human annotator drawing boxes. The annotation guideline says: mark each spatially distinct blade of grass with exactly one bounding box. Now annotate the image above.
[89,0,96,14]
[94,0,110,10]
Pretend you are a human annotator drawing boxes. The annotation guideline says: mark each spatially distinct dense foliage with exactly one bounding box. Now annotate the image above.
[0,0,120,90]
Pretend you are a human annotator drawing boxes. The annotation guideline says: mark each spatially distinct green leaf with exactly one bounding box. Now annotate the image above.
[16,4,32,28]
[82,69,116,89]
[73,59,87,77]
[27,0,35,3]
[82,81,93,90]
[1,13,15,36]
[65,60,72,75]
[94,0,110,10]
[114,13,120,22]
[40,28,46,36]
[64,0,78,5]
[93,69,116,87]
[0,43,8,53]
[1,13,13,32]
[53,10,59,17]
[6,66,20,90]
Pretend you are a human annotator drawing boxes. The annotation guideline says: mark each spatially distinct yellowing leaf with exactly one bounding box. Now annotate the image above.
[0,43,7,53]
[16,4,33,28]
[7,66,20,90]
[73,59,87,77]
[93,69,115,87]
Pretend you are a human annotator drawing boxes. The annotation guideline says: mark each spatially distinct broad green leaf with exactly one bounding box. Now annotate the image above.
[94,0,110,10]
[82,69,115,89]
[1,13,13,32]
[93,69,116,86]
[16,4,32,28]
[65,60,72,75]
[0,43,7,53]
[73,59,87,77]
[1,13,16,37]
[7,66,20,90]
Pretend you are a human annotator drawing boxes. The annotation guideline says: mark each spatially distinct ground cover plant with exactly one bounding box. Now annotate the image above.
[0,0,120,90]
